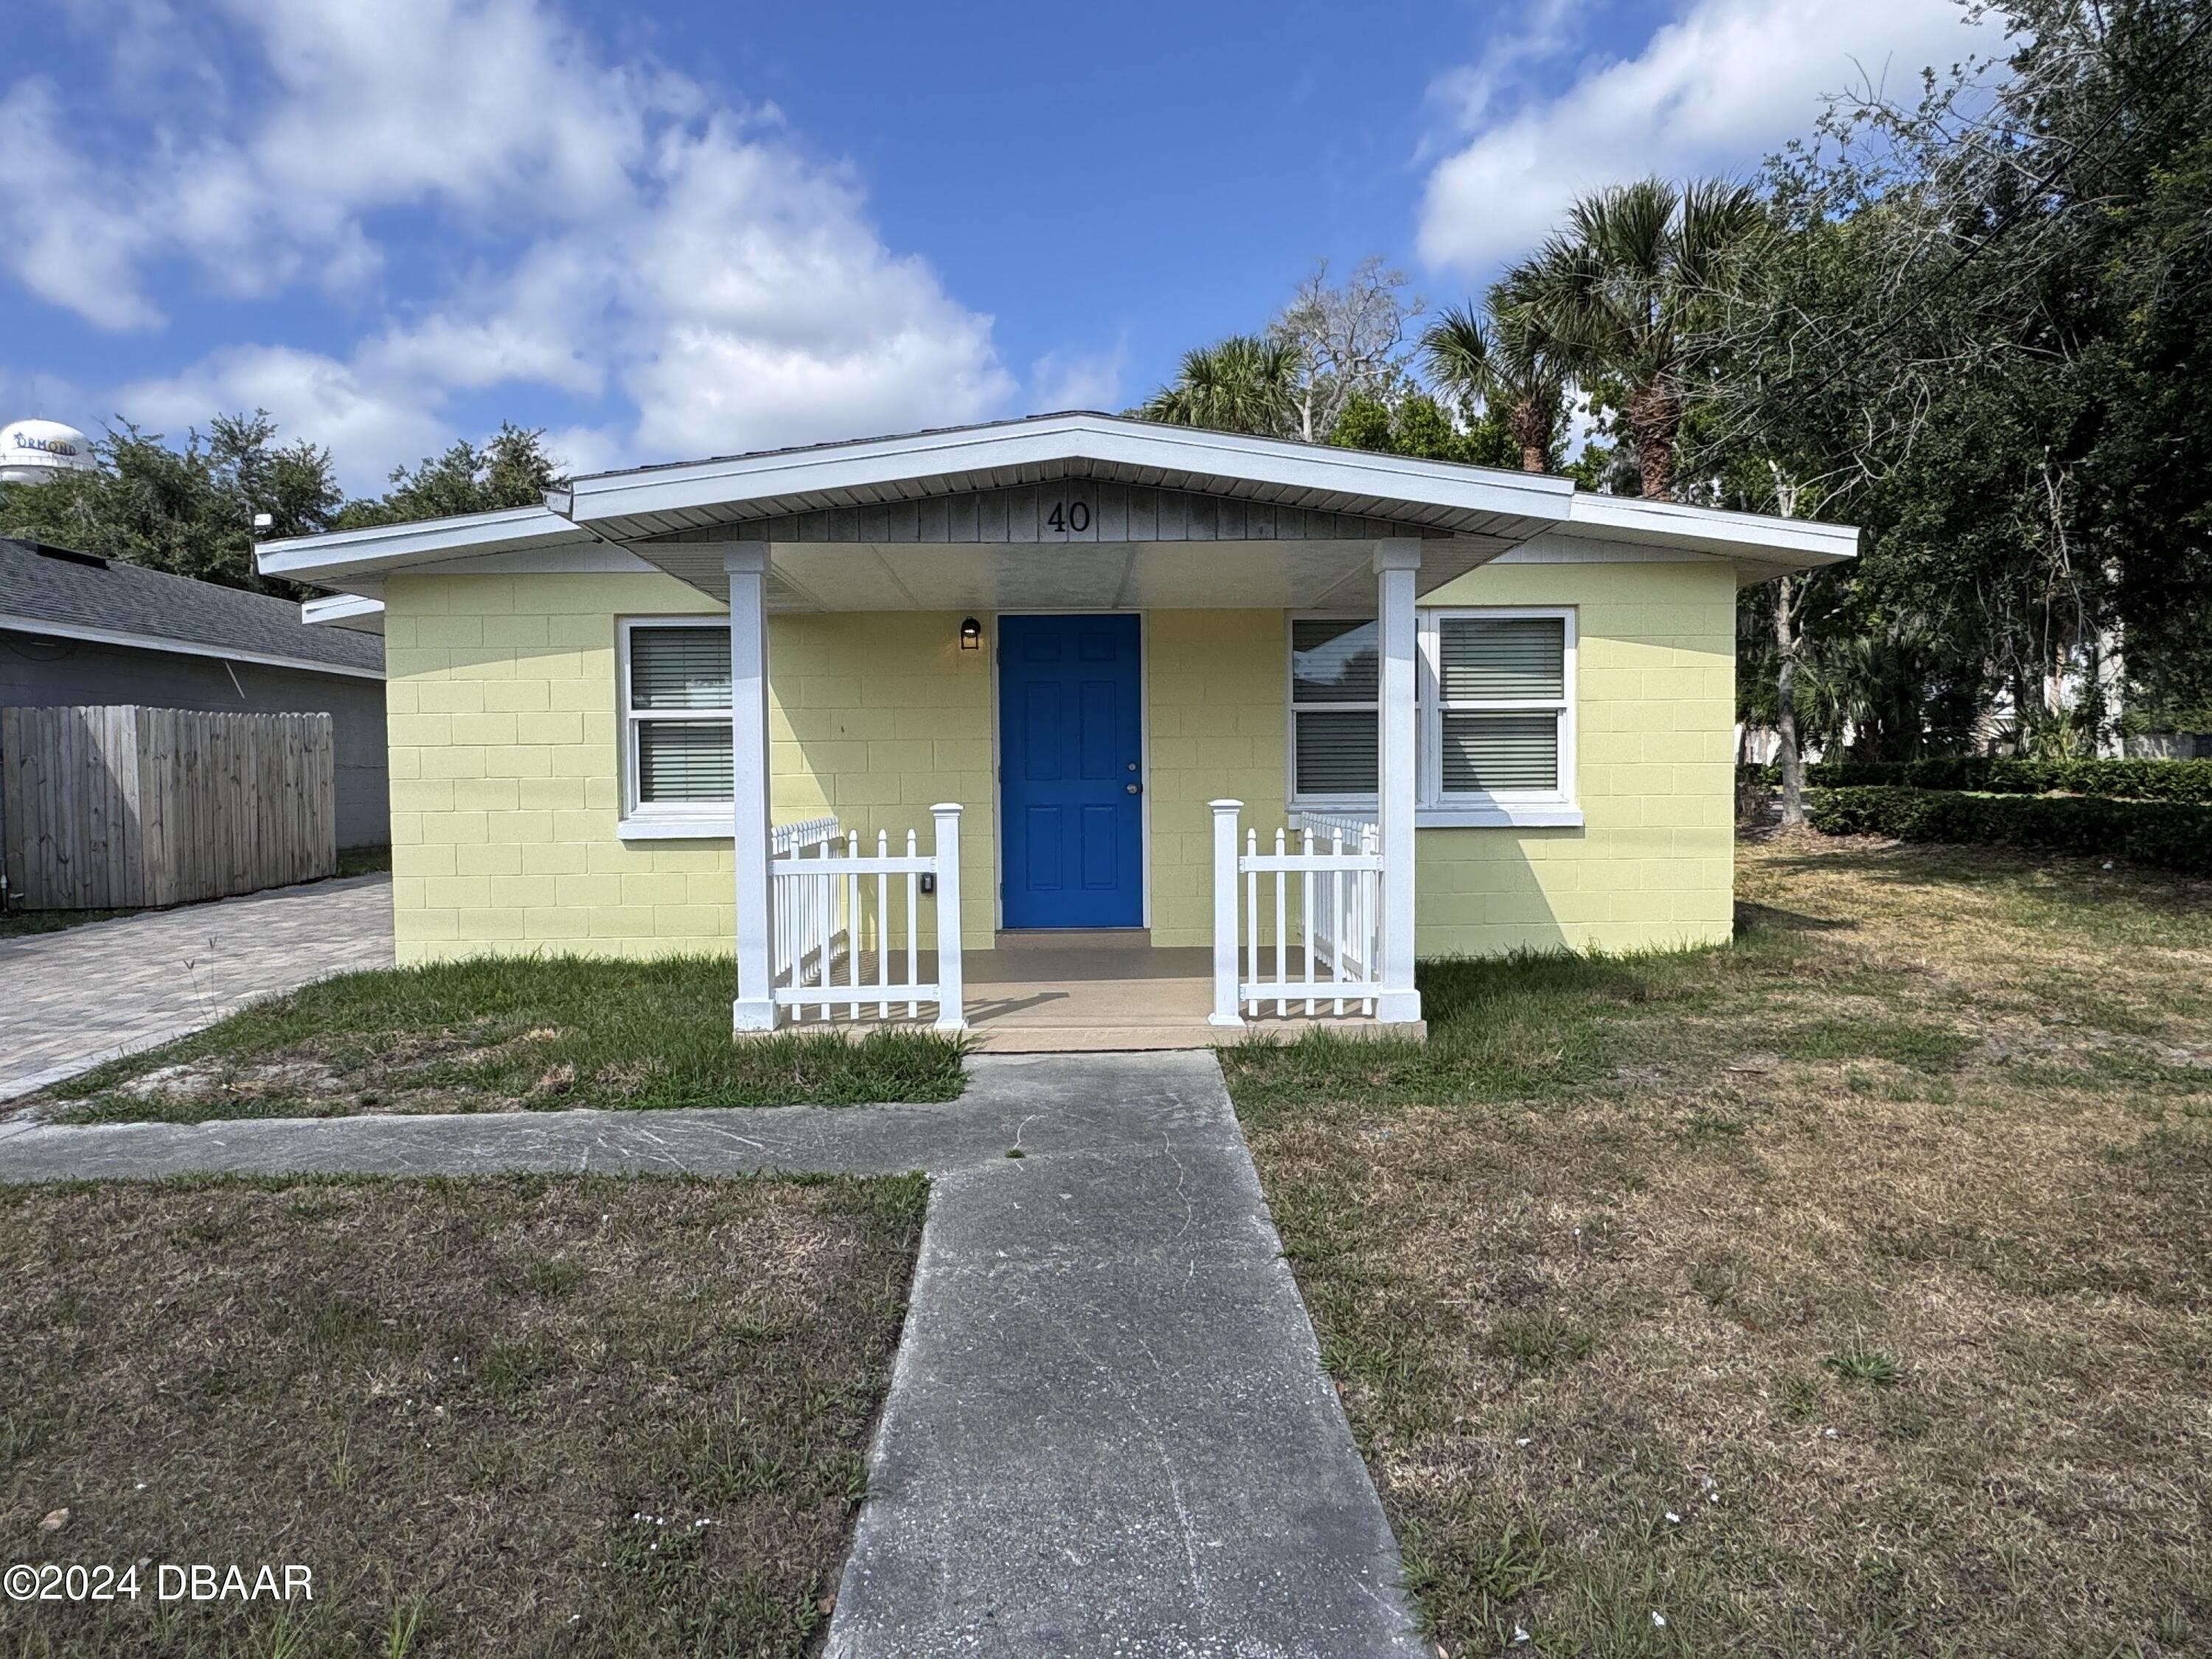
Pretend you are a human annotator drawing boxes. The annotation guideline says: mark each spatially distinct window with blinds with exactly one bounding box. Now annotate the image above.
[1287,609,1575,811]
[1290,619,1380,796]
[1434,614,1568,798]
[624,623,734,810]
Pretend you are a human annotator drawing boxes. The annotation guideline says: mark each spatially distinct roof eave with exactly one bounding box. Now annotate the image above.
[1565,491,1860,579]
[256,505,602,584]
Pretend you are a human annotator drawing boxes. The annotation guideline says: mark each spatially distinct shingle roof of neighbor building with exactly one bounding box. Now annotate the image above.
[0,538,383,675]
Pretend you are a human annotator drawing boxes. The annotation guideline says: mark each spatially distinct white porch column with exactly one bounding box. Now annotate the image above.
[1208,799,1245,1028]
[1374,539,1423,1025]
[930,802,966,1032]
[726,546,778,1032]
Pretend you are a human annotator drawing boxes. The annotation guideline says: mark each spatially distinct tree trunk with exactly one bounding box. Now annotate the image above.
[1511,397,1548,473]
[1628,381,1680,498]
[1774,575,1806,827]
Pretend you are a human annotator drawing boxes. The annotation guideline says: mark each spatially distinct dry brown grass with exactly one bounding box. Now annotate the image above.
[1238,837,2212,1657]
[0,1172,925,1656]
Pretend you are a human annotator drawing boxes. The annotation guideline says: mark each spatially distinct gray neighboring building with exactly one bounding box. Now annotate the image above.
[0,538,388,849]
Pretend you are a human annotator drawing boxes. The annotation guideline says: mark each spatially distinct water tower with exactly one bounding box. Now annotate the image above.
[0,419,99,486]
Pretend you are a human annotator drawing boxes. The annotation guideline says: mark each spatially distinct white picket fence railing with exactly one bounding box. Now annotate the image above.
[770,804,964,1031]
[1208,799,1385,1024]
[770,815,843,990]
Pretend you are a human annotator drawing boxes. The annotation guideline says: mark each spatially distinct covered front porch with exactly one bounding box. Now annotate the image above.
[574,422,1562,1044]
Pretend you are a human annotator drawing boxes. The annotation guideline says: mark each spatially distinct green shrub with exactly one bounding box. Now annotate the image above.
[1739,757,2212,804]
[1806,785,2212,875]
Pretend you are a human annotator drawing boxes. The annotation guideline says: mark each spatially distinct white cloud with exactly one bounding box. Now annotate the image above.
[619,122,1012,456]
[1418,0,2000,274]
[1028,337,1130,414]
[116,346,453,490]
[4,0,1014,482]
[232,0,660,225]
[0,81,164,329]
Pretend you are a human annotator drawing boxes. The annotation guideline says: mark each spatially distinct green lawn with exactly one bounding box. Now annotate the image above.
[0,1171,925,1657]
[1229,835,2212,1657]
[43,955,967,1124]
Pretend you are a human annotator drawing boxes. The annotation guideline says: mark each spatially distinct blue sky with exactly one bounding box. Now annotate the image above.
[0,0,1994,493]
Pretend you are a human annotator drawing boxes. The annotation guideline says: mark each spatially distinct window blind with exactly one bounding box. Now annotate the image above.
[1291,619,1379,702]
[630,627,731,710]
[1441,712,1558,792]
[1294,710,1379,794]
[1438,616,1564,700]
[637,720,734,803]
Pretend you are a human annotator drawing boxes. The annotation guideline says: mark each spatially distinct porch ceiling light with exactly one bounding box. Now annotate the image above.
[960,616,982,650]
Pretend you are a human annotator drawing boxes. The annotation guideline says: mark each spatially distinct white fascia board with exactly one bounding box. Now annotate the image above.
[562,414,1577,529]
[300,593,385,627]
[256,506,603,583]
[1566,491,1860,569]
[0,615,383,680]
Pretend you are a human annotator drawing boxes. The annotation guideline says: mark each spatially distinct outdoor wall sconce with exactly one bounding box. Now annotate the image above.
[960,616,982,650]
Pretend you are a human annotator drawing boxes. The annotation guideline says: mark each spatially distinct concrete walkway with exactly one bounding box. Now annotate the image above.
[0,1053,1427,1658]
[0,873,395,1102]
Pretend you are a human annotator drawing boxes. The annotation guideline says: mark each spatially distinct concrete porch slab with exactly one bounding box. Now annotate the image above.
[785,946,1420,1052]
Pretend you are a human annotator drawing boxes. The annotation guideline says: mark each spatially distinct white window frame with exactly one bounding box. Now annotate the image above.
[616,616,736,840]
[1284,607,1581,830]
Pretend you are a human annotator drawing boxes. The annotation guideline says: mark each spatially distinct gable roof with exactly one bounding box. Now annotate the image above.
[257,411,1859,592]
[0,538,383,679]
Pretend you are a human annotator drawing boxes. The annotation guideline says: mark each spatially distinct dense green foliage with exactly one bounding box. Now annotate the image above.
[0,415,565,597]
[335,422,566,530]
[1745,756,2212,803]
[0,413,341,594]
[1720,0,2212,753]
[1141,0,2211,759]
[1807,785,2212,874]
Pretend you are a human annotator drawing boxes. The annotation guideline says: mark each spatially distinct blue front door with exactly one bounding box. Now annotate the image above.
[998,613,1144,929]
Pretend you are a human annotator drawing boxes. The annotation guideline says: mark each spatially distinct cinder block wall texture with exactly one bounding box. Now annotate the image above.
[380,554,1734,966]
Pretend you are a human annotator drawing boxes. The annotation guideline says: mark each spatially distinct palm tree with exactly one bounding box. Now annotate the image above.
[1419,284,1568,473]
[1520,177,1767,498]
[1138,335,1306,438]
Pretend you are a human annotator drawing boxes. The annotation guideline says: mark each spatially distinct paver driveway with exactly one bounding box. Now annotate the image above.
[0,873,394,1102]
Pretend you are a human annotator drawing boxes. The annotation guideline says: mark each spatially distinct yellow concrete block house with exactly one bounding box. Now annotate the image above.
[263,414,1854,1048]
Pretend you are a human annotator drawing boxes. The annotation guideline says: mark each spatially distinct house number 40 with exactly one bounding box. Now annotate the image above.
[1046,501,1091,533]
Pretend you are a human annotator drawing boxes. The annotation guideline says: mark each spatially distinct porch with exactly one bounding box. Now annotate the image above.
[766,806,1420,1048]
[613,428,1514,1046]
[773,942,1399,1052]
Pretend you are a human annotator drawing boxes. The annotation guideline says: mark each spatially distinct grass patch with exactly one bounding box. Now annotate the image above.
[1220,939,1815,1124]
[1773,1015,1978,1071]
[335,845,393,878]
[41,953,967,1122]
[0,906,132,940]
[0,1172,924,1655]
[1234,836,2212,1656]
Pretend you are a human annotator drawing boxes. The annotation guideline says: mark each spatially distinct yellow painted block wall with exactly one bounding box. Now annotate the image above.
[383,557,1734,966]
[1145,610,1287,947]
[383,573,990,963]
[1413,556,1739,957]
[772,611,994,947]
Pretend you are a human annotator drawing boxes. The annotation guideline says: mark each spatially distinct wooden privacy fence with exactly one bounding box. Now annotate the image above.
[0,706,335,911]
